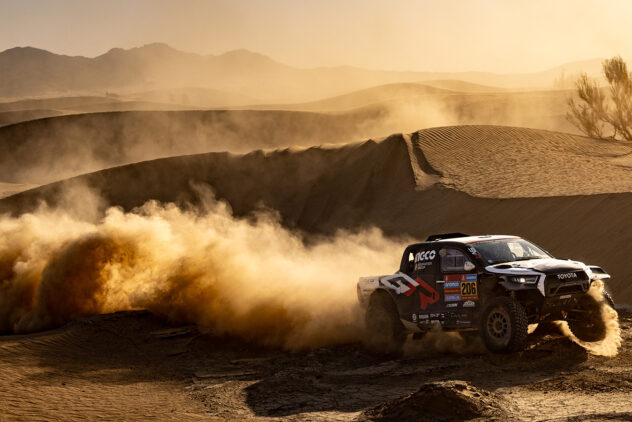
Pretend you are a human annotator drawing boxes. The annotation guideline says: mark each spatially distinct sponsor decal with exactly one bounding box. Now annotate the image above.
[467,246,482,258]
[557,273,578,280]
[443,274,478,301]
[419,314,429,319]
[456,320,471,325]
[443,275,462,302]
[415,250,436,262]
[446,303,458,308]
[412,313,417,322]
[463,300,475,308]
[560,294,571,300]
[444,281,460,289]
[414,250,436,271]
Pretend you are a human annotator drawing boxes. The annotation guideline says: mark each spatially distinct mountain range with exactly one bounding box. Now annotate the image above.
[0,43,606,103]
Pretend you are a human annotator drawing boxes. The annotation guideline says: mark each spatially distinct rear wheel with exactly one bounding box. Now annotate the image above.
[364,292,406,355]
[480,296,528,353]
[568,292,608,342]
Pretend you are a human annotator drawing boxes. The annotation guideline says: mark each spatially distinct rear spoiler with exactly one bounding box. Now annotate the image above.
[426,232,470,241]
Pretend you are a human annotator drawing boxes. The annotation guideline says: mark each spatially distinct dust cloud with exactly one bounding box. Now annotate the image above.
[0,189,403,350]
[556,280,622,357]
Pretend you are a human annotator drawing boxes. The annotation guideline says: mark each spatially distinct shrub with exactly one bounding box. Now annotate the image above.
[567,56,632,141]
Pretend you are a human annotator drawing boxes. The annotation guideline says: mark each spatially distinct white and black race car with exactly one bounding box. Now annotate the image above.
[357,233,614,353]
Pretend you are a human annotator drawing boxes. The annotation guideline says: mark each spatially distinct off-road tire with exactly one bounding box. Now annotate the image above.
[480,296,528,353]
[364,292,406,355]
[568,292,607,342]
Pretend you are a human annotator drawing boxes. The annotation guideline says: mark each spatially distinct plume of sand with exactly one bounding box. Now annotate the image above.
[0,193,404,350]
[554,280,622,357]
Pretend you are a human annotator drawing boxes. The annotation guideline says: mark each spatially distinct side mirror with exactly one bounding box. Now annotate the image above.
[464,261,476,271]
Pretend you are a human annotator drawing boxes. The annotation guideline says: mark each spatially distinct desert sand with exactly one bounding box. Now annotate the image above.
[1,47,631,421]
[0,310,630,421]
[1,120,631,420]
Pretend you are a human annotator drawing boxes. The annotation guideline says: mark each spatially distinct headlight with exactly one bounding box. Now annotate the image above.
[507,275,539,284]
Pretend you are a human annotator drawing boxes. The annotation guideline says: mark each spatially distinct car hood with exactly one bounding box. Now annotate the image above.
[487,258,586,275]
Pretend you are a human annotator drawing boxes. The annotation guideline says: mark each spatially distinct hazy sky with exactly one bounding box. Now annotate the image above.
[1,0,630,73]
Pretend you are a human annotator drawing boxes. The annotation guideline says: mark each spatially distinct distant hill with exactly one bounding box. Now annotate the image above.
[253,83,456,112]
[0,44,607,103]
[129,87,259,108]
[0,95,197,126]
[421,79,505,92]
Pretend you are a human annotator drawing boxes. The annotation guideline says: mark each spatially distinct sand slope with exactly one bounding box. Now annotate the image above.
[416,125,632,197]
[2,126,631,301]
[0,109,389,185]
[0,109,64,127]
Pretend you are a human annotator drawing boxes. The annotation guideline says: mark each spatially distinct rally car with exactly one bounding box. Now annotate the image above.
[357,233,614,353]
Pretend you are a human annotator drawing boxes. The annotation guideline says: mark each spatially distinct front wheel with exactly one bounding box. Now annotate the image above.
[363,292,406,355]
[480,296,528,353]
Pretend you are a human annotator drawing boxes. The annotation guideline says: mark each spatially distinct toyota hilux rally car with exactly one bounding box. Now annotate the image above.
[357,233,614,353]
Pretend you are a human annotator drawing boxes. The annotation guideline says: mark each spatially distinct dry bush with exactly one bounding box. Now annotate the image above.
[568,56,632,141]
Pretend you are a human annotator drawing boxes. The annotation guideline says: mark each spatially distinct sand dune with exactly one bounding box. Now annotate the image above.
[0,109,389,185]
[260,83,456,112]
[420,79,505,92]
[0,182,38,199]
[0,96,122,112]
[0,109,64,127]
[130,86,260,108]
[256,85,576,133]
[0,96,197,126]
[2,126,631,302]
[0,85,588,188]
[416,126,632,197]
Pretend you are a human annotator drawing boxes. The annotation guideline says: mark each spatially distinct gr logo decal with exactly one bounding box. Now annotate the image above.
[416,277,439,310]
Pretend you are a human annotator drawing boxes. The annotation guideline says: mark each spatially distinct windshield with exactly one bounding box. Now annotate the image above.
[470,238,551,264]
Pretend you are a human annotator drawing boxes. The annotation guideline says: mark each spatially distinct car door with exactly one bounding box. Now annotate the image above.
[403,245,444,327]
[439,246,479,326]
